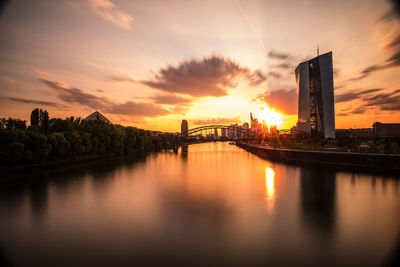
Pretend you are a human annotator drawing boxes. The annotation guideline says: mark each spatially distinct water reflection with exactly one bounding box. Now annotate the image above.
[300,168,336,234]
[265,167,275,212]
[0,143,399,266]
[181,144,188,159]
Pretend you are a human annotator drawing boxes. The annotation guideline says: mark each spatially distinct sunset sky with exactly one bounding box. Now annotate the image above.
[0,0,399,132]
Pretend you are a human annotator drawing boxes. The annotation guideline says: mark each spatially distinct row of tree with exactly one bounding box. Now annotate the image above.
[0,109,178,167]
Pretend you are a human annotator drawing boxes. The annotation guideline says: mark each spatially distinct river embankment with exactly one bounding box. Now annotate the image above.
[237,143,400,174]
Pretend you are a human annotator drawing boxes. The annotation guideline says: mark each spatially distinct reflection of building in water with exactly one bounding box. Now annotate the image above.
[181,144,188,158]
[300,168,336,233]
[265,167,276,212]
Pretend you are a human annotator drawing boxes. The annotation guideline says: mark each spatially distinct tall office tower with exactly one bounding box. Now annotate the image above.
[295,51,335,139]
[181,120,188,137]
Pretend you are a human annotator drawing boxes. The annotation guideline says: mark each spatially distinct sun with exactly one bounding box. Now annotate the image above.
[258,104,283,128]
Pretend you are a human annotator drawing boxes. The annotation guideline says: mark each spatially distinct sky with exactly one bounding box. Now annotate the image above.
[0,0,399,132]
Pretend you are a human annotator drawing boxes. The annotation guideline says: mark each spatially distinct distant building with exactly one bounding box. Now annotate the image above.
[270,125,277,136]
[373,122,400,138]
[262,120,268,135]
[250,113,256,130]
[84,111,112,124]
[336,128,373,139]
[221,128,227,138]
[214,128,218,139]
[181,120,188,137]
[243,122,249,130]
[295,51,335,139]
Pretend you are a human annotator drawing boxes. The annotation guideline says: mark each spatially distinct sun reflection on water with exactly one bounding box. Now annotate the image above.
[265,167,276,212]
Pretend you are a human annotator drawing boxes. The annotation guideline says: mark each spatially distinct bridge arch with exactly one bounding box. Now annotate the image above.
[185,124,254,139]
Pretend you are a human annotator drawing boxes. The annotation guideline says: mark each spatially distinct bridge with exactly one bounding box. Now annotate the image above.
[181,121,255,140]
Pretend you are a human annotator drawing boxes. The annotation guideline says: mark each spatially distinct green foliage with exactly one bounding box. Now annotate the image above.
[47,132,71,160]
[0,109,175,168]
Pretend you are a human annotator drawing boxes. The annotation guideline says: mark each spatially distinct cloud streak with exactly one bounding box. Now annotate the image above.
[88,0,133,29]
[335,88,382,103]
[69,0,134,29]
[150,93,192,105]
[350,0,400,81]
[40,78,171,117]
[1,96,66,108]
[268,50,294,60]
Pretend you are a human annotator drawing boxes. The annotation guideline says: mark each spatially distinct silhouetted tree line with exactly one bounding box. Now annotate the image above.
[0,109,177,167]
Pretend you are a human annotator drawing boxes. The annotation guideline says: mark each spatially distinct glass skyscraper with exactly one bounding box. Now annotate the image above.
[295,52,335,139]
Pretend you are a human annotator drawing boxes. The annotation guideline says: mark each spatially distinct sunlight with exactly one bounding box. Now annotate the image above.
[265,167,276,212]
[259,104,283,129]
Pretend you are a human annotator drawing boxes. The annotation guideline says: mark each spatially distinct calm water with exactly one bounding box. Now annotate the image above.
[1,142,400,266]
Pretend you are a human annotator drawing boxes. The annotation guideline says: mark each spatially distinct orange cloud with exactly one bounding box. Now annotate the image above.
[253,89,297,115]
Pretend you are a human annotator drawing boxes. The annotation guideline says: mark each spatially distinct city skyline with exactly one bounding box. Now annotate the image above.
[0,0,400,132]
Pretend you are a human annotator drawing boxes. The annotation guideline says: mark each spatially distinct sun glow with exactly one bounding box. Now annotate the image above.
[258,104,283,129]
[265,167,276,212]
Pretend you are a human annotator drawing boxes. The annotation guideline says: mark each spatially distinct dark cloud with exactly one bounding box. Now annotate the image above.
[267,50,294,60]
[349,64,389,81]
[192,117,241,125]
[271,63,294,70]
[337,113,348,116]
[142,55,266,97]
[335,88,382,103]
[150,93,192,105]
[40,78,171,117]
[363,92,400,110]
[334,84,347,90]
[254,88,297,115]
[267,49,298,73]
[351,106,367,114]
[1,96,66,108]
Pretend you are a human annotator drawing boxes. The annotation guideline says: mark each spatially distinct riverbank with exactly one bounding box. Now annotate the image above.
[237,143,400,174]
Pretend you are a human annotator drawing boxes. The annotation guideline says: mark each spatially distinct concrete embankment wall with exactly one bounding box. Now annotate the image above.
[237,143,400,172]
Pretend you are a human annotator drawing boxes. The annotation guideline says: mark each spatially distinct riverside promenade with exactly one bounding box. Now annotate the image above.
[237,143,400,173]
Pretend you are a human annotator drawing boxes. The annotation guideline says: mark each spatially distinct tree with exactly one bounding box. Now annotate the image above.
[6,118,26,130]
[31,108,39,128]
[47,132,71,160]
[7,142,25,165]
[0,118,6,129]
[26,131,51,163]
[40,110,49,134]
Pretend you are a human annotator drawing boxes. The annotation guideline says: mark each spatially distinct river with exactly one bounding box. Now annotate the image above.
[1,142,399,266]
